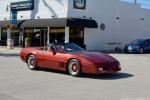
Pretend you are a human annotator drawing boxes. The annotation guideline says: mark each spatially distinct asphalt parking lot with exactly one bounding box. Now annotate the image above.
[0,50,150,100]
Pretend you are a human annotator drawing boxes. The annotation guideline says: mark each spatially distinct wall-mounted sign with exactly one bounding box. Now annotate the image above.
[73,0,86,9]
[100,23,105,31]
[11,10,17,25]
[11,0,34,11]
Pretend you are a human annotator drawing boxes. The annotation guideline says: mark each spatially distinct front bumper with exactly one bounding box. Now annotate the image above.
[125,46,140,53]
[128,49,140,53]
[82,63,121,74]
[97,66,121,74]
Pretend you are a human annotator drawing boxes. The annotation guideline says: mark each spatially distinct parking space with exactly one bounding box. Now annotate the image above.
[0,50,150,100]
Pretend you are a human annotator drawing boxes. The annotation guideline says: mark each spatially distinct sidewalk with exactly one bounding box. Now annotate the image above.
[0,46,21,57]
[0,46,21,51]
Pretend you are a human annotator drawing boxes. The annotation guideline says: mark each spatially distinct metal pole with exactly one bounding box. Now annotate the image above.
[47,27,50,44]
[7,27,11,40]
[65,27,69,43]
[7,27,13,49]
[7,2,13,49]
[135,0,137,4]
[19,28,24,47]
[40,30,42,46]
[0,27,1,40]
[44,29,46,47]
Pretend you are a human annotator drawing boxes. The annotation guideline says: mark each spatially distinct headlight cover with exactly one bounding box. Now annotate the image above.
[128,46,139,50]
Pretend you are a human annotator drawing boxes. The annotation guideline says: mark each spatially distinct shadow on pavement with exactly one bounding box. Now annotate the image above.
[0,53,19,57]
[37,68,68,75]
[82,72,134,80]
[37,68,134,80]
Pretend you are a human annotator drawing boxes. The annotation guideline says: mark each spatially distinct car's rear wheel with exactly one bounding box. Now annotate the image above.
[68,59,82,77]
[27,55,38,70]
[140,48,144,54]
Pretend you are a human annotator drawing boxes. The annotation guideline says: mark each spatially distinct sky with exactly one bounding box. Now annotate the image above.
[119,0,150,9]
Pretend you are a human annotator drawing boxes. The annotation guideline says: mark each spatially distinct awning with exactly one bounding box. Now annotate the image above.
[0,18,98,28]
[67,18,98,28]
[19,18,67,27]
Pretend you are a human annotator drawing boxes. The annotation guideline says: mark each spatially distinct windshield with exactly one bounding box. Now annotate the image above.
[130,39,145,45]
[55,43,84,53]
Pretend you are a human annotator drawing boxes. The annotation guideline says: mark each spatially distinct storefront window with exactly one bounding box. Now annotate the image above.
[69,27,85,48]
[0,28,7,46]
[11,29,20,47]
[24,28,34,47]
[49,27,65,43]
[24,28,47,47]
[0,28,21,46]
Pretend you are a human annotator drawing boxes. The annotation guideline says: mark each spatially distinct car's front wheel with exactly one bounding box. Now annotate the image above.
[27,55,38,70]
[68,59,82,77]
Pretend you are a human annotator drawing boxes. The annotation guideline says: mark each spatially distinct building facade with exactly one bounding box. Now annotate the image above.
[0,0,150,50]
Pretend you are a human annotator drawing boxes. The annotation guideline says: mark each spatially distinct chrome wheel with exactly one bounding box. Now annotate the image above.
[27,55,37,70]
[68,59,81,77]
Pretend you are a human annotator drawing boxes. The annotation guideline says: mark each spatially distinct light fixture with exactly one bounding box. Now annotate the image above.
[6,5,9,12]
[4,18,7,20]
[141,18,144,21]
[89,17,92,19]
[37,16,40,19]
[100,23,105,31]
[51,16,54,18]
[116,17,119,20]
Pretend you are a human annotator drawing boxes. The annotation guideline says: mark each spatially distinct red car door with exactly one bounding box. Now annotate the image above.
[37,49,67,71]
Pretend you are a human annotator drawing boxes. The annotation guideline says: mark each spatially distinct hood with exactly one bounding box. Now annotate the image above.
[74,51,118,64]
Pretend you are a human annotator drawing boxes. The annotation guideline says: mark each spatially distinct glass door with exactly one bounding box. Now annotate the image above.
[49,27,65,43]
[32,28,47,47]
[69,27,85,49]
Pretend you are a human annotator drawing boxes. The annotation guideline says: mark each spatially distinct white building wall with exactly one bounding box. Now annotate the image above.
[1,0,150,50]
[68,0,150,50]
[27,0,69,19]
[0,0,69,20]
[0,0,11,20]
[0,27,1,40]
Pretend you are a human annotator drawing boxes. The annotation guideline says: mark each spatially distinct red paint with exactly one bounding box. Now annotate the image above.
[72,64,78,72]
[20,46,121,74]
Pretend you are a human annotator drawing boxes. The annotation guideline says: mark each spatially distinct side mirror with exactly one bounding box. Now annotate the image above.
[50,45,57,55]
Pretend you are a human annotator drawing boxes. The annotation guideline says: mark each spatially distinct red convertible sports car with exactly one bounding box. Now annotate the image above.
[20,43,121,77]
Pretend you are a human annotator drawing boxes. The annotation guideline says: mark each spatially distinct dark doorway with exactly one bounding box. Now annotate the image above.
[0,28,20,47]
[24,28,47,47]
[0,28,7,46]
[11,29,20,47]
[49,27,65,43]
[32,28,47,47]
[69,27,85,49]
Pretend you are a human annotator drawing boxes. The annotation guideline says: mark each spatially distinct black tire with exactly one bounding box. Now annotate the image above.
[124,47,129,53]
[27,55,38,70]
[139,48,144,54]
[67,59,82,77]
